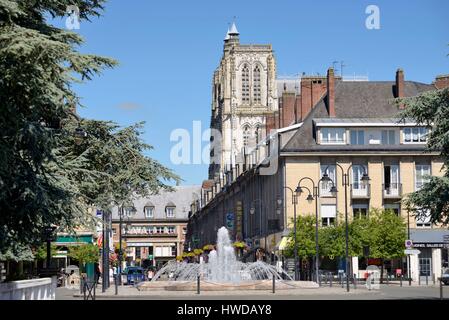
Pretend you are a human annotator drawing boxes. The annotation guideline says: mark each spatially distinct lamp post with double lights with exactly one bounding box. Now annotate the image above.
[277,187,299,281]
[321,164,370,292]
[295,176,337,285]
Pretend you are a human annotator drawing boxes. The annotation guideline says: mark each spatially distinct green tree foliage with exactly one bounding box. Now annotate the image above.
[398,88,449,225]
[286,209,405,264]
[284,215,316,258]
[34,243,58,261]
[0,1,179,260]
[68,243,99,270]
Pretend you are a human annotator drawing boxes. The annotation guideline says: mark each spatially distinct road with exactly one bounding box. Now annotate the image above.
[56,284,449,300]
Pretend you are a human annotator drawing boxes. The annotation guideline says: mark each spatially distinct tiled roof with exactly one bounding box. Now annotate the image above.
[282,80,435,152]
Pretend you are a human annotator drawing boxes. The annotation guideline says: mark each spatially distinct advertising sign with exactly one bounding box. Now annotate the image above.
[235,201,243,240]
[226,212,234,230]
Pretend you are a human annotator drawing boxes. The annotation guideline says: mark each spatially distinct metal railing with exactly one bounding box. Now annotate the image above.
[350,183,370,198]
[382,183,402,197]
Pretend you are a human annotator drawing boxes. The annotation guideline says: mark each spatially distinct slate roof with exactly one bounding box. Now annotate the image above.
[282,80,435,152]
[111,185,201,221]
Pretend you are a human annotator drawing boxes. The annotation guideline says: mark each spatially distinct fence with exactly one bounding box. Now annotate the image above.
[0,277,56,300]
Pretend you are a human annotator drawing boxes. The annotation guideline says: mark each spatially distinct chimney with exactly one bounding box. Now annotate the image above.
[434,74,449,89]
[395,68,405,109]
[395,68,404,98]
[326,67,336,117]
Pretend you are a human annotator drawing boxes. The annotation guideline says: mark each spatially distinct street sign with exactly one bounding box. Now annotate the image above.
[404,249,420,255]
[405,239,413,249]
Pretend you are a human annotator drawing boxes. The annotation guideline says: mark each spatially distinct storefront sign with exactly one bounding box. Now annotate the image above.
[413,243,446,248]
[226,212,234,230]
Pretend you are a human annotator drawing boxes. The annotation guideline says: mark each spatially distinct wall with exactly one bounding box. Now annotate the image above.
[0,277,56,300]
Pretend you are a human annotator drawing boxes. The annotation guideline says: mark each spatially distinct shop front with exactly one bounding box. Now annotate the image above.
[409,229,449,282]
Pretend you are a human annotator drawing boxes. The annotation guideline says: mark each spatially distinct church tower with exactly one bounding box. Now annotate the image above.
[208,23,278,180]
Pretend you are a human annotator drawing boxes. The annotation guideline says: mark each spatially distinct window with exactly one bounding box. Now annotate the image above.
[416,209,431,228]
[255,126,261,144]
[350,130,364,145]
[124,207,135,217]
[171,246,177,257]
[167,226,176,234]
[415,164,430,191]
[144,206,154,218]
[321,204,336,226]
[182,227,187,235]
[166,207,175,218]
[381,130,396,145]
[384,204,400,215]
[320,128,345,144]
[320,164,336,196]
[384,164,399,195]
[353,205,368,219]
[253,65,261,104]
[242,64,250,104]
[404,127,428,143]
[243,126,250,147]
[419,258,431,276]
[352,165,368,190]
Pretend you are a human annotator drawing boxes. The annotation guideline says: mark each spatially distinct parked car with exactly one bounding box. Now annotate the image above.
[123,267,145,285]
[441,268,449,285]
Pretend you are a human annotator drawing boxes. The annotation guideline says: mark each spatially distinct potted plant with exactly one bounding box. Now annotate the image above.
[232,241,247,258]
[203,244,214,252]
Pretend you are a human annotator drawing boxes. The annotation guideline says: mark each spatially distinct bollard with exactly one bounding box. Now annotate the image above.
[400,274,403,287]
[197,275,200,294]
[83,281,86,300]
[409,275,411,286]
[433,273,436,285]
[440,278,443,300]
[115,274,118,295]
[272,275,275,294]
[329,273,333,287]
[418,275,421,286]
[353,274,357,290]
[386,274,389,285]
[426,274,428,286]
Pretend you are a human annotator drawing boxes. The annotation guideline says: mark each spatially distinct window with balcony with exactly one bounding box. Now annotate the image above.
[404,127,428,143]
[320,164,336,196]
[320,128,346,144]
[352,165,369,196]
[415,164,430,191]
[384,164,400,197]
[350,130,364,145]
[321,204,336,226]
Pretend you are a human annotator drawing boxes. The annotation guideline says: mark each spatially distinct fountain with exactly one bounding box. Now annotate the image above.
[138,227,318,291]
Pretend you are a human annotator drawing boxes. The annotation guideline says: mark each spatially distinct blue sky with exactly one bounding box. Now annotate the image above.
[51,0,448,186]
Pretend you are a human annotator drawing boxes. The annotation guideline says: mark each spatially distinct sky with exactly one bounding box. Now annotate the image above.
[50,0,449,186]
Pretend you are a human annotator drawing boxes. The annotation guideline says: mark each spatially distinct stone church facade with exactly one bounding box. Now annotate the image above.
[208,23,278,180]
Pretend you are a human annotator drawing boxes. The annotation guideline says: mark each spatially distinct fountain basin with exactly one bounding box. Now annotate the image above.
[138,280,319,291]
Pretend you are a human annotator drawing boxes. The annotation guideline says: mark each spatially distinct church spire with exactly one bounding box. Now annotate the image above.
[229,21,239,35]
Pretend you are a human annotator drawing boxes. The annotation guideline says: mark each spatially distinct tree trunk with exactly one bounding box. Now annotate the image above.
[380,258,384,284]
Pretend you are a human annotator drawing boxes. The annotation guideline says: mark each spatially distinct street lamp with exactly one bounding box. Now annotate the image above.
[250,199,265,256]
[278,187,299,280]
[322,164,370,292]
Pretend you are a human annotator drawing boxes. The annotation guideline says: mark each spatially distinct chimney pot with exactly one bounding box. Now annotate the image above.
[327,67,336,117]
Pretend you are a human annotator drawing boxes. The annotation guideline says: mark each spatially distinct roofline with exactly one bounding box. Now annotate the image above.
[280,151,440,156]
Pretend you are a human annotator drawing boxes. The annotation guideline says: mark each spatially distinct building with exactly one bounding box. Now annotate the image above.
[111,185,201,270]
[208,22,279,180]
[188,27,449,281]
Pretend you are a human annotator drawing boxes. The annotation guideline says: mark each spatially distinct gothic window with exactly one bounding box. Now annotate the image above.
[253,65,261,104]
[242,64,250,104]
[243,126,250,147]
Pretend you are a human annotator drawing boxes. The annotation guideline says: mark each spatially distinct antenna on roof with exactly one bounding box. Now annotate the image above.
[340,61,347,78]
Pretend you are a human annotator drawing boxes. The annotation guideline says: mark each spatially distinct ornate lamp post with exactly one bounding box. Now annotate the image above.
[321,164,370,292]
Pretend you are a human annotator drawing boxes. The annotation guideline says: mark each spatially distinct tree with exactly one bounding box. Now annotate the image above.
[0,1,180,260]
[284,215,316,259]
[34,243,57,261]
[68,244,99,272]
[369,209,407,281]
[398,88,449,225]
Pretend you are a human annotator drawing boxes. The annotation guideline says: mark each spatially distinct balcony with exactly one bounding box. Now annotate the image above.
[383,183,402,198]
[350,183,370,198]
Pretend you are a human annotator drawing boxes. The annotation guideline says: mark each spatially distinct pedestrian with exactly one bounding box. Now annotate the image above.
[147,268,154,281]
[94,263,101,284]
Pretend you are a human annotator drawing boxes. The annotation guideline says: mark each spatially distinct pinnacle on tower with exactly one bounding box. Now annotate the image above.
[229,22,239,35]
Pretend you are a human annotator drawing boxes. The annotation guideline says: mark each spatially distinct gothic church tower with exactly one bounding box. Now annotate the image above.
[208,23,278,180]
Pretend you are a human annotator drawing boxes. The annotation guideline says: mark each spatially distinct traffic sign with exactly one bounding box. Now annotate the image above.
[404,249,420,255]
[405,239,413,249]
